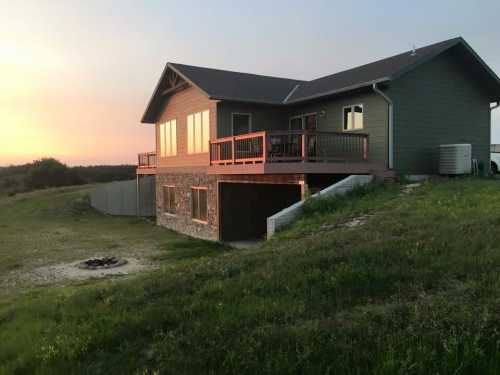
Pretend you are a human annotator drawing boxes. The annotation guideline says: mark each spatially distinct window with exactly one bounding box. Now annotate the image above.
[232,113,252,135]
[159,119,177,157]
[343,104,364,131]
[163,186,175,214]
[290,117,303,130]
[289,113,317,131]
[304,114,317,131]
[187,110,210,154]
[191,187,208,222]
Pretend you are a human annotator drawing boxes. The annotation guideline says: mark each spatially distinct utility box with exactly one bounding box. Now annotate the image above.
[439,144,472,175]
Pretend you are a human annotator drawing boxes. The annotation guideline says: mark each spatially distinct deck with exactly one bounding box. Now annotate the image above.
[136,151,156,175]
[208,130,373,175]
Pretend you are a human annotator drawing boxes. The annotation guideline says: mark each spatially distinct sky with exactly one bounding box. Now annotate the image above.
[1,0,500,166]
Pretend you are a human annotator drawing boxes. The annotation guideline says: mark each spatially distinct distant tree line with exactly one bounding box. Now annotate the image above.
[0,158,136,196]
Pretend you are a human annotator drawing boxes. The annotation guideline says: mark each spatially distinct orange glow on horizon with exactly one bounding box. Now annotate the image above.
[0,39,154,166]
[0,41,71,161]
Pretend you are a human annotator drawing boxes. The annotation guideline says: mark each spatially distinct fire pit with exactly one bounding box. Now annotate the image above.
[77,256,127,270]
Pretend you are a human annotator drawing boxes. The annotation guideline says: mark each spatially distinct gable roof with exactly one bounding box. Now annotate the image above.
[285,38,459,103]
[287,37,500,103]
[169,63,303,105]
[142,37,500,123]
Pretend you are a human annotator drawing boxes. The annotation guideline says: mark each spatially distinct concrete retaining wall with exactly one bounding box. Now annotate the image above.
[90,176,155,217]
[266,174,373,239]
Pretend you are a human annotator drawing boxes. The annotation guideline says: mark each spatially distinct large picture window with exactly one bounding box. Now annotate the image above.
[343,104,364,131]
[187,110,210,154]
[159,119,177,157]
[191,187,208,222]
[163,185,176,214]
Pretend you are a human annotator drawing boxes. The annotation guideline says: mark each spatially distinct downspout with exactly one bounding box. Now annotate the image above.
[373,83,394,169]
[490,101,499,175]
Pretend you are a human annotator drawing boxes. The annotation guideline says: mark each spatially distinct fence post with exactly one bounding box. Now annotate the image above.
[136,175,140,217]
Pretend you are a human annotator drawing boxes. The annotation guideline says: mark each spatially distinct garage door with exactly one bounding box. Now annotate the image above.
[219,183,301,241]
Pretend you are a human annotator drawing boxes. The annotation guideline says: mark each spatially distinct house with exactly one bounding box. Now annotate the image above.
[137,37,500,241]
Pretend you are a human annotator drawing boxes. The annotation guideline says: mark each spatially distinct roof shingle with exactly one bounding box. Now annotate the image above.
[286,38,461,103]
[170,63,303,105]
[142,37,500,123]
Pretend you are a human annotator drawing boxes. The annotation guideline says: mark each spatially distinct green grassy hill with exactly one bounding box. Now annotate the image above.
[2,179,500,374]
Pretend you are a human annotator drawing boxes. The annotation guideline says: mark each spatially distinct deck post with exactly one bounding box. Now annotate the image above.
[209,141,212,165]
[302,132,308,162]
[231,138,235,164]
[363,136,369,160]
[262,132,267,162]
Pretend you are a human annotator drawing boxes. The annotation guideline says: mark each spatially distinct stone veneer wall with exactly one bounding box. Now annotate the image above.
[156,172,219,241]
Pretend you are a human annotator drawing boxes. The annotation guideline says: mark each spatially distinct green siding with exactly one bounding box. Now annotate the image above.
[387,49,491,175]
[216,91,389,168]
[216,102,288,138]
[287,91,389,167]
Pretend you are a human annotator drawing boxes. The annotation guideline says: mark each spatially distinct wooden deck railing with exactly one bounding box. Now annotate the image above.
[209,130,368,165]
[137,152,156,168]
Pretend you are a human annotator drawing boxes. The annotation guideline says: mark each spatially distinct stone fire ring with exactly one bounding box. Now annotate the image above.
[77,257,128,270]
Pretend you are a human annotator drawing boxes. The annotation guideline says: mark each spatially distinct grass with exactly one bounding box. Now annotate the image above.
[0,185,226,296]
[2,178,500,374]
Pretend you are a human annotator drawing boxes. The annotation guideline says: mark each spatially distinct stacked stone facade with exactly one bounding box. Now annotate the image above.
[156,172,306,241]
[156,172,219,241]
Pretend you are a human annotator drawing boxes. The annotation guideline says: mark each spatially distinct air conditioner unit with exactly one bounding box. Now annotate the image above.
[439,144,472,175]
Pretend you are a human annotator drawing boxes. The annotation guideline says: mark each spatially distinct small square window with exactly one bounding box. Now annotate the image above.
[163,186,175,214]
[191,187,208,222]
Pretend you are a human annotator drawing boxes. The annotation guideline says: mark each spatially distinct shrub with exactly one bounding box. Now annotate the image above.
[24,158,83,190]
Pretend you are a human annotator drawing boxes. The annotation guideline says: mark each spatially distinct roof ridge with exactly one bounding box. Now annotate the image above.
[307,37,462,83]
[169,62,305,83]
[143,36,500,123]
[282,84,301,103]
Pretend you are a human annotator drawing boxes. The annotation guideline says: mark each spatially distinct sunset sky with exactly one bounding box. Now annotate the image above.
[1,0,500,166]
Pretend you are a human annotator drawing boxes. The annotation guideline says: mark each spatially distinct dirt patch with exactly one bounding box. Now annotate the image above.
[307,214,375,235]
[19,257,157,286]
[340,215,372,228]
[401,183,421,194]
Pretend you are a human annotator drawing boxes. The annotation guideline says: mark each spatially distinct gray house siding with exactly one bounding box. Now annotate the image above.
[287,91,389,168]
[387,49,491,175]
[215,49,493,175]
[216,92,389,168]
[216,102,288,138]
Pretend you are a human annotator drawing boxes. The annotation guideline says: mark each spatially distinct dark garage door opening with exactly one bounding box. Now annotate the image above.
[219,183,301,241]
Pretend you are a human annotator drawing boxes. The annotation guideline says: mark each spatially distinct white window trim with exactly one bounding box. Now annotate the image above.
[231,113,253,135]
[288,112,317,130]
[342,104,364,132]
